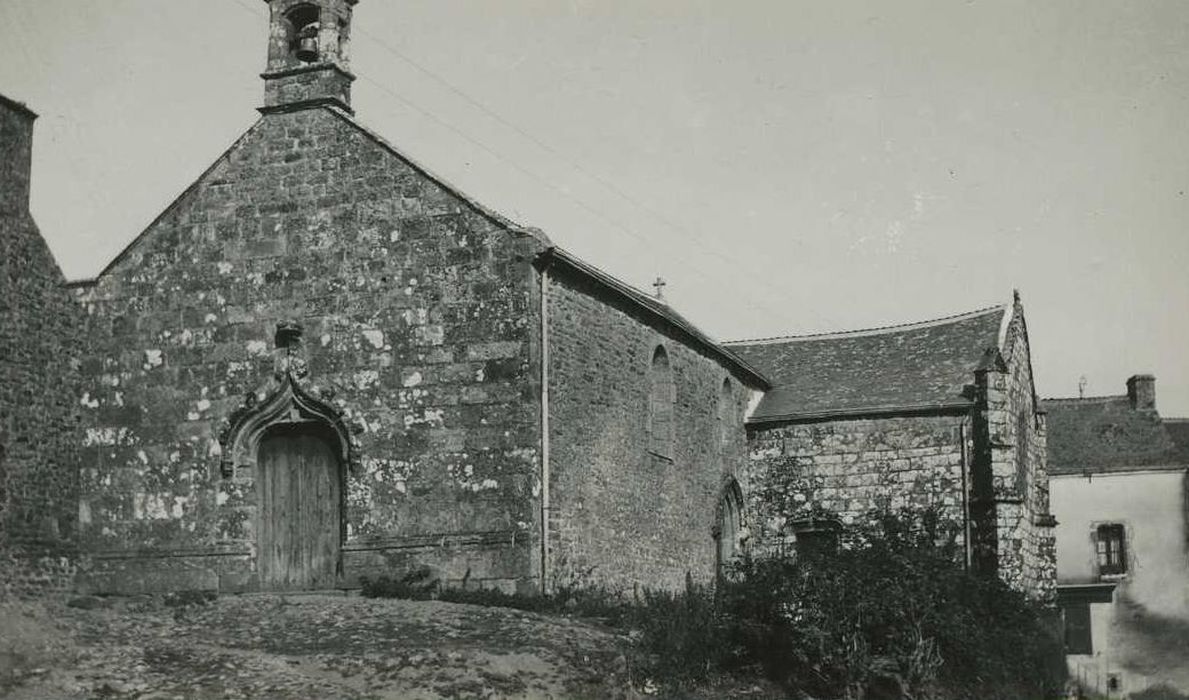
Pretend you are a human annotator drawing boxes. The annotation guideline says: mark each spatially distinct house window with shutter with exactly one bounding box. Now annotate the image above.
[1096,523,1127,576]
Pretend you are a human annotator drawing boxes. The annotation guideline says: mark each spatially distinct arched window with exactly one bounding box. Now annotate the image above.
[714,479,745,576]
[648,346,674,459]
[1015,410,1030,491]
[718,378,734,451]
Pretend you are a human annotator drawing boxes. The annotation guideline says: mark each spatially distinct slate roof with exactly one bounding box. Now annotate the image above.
[726,305,1008,423]
[0,93,37,120]
[1040,397,1188,475]
[1166,419,1189,462]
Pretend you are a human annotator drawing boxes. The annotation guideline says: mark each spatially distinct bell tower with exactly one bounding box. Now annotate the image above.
[260,0,359,115]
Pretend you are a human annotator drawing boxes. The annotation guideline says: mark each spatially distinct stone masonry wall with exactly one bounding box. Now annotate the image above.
[74,107,543,594]
[545,269,758,592]
[747,414,971,557]
[0,96,83,598]
[990,302,1056,600]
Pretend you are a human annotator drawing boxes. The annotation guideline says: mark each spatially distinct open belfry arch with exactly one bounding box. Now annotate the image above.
[262,0,358,114]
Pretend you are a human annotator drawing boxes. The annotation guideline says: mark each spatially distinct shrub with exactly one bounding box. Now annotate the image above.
[705,508,1066,699]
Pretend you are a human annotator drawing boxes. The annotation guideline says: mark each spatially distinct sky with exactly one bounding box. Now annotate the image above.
[3,1,1188,413]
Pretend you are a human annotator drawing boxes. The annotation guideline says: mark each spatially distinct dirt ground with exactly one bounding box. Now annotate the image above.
[0,593,642,700]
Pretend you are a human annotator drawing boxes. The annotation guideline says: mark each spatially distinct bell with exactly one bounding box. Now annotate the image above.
[295,26,319,62]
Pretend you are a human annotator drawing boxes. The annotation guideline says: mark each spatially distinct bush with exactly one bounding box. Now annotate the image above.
[703,508,1066,699]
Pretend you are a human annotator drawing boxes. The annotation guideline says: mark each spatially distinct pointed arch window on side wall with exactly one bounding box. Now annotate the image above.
[648,345,675,460]
[1015,410,1031,493]
[718,378,734,452]
[715,479,745,576]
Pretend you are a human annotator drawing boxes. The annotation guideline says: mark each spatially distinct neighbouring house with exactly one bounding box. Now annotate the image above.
[0,93,83,598]
[1044,376,1189,698]
[728,295,1057,601]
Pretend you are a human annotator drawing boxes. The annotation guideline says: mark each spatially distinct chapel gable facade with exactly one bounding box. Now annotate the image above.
[68,0,768,596]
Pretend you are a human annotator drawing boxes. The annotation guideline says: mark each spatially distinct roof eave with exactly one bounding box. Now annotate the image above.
[537,246,772,390]
[324,107,554,248]
[90,117,267,281]
[747,400,973,426]
[1049,463,1189,477]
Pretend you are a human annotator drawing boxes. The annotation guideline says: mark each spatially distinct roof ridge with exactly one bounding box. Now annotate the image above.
[1041,394,1128,404]
[724,303,1007,346]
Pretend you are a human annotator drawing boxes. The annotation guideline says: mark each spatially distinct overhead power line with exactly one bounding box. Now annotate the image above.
[222,0,830,334]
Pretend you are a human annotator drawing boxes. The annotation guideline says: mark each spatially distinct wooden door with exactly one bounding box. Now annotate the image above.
[257,423,343,590]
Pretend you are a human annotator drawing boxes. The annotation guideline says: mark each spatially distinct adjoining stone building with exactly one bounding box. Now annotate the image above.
[0,94,83,598]
[728,295,1057,600]
[1044,376,1189,697]
[67,0,769,596]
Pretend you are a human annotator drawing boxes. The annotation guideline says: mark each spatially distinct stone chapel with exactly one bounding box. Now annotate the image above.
[1,0,1055,601]
[65,0,768,596]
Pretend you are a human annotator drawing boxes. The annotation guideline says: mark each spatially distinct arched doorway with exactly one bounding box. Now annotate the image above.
[256,421,344,590]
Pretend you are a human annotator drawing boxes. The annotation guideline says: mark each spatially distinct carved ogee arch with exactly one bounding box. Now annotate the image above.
[217,373,363,479]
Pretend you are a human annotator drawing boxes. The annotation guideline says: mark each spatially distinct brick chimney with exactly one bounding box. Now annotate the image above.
[0,94,37,217]
[1127,374,1156,411]
[260,0,359,115]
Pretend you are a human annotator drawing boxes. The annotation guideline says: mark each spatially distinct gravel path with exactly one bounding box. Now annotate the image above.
[0,594,637,699]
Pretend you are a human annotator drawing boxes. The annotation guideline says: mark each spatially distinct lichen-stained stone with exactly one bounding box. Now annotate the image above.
[73,105,547,594]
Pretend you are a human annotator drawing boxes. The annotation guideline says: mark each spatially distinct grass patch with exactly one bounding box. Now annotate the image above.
[359,569,630,624]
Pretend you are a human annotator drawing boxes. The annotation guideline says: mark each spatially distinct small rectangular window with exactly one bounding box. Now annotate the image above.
[795,528,839,558]
[1096,523,1127,576]
[1064,603,1092,654]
